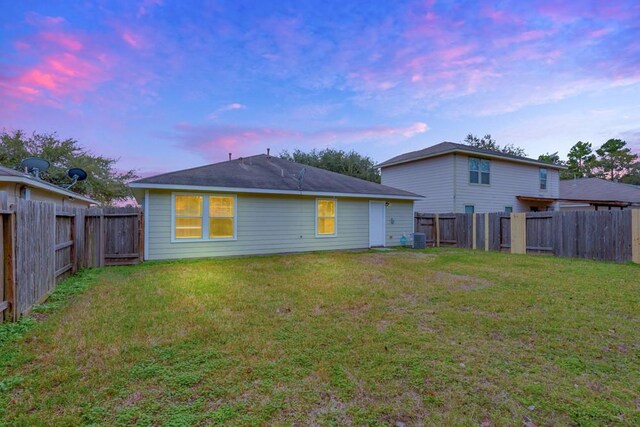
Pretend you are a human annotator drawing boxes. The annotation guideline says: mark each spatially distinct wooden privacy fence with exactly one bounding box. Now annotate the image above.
[415,210,640,264]
[1,194,142,322]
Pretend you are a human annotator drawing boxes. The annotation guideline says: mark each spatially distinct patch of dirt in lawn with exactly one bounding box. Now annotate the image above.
[376,319,393,332]
[431,271,493,291]
[347,301,371,316]
[31,312,49,322]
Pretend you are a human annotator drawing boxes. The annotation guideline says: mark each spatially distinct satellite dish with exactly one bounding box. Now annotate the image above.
[64,167,88,189]
[68,168,88,181]
[20,157,50,179]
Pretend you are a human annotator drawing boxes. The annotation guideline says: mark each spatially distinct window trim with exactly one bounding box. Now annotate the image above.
[315,198,337,238]
[171,192,237,243]
[504,206,513,213]
[468,157,491,186]
[464,204,475,214]
[539,167,548,191]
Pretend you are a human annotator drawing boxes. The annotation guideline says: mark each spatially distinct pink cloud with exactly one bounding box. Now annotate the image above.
[175,122,429,161]
[25,12,65,27]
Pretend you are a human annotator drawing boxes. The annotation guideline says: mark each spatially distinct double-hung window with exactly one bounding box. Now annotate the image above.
[175,195,203,239]
[469,158,490,185]
[539,168,548,190]
[173,194,236,241]
[316,199,337,237]
[209,196,235,239]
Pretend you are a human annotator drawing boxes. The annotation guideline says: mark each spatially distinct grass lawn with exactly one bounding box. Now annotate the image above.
[1,249,639,426]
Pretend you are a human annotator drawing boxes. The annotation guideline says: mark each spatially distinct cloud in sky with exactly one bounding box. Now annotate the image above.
[174,122,428,161]
[1,0,639,172]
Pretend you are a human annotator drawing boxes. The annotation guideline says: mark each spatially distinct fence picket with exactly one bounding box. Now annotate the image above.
[415,210,636,263]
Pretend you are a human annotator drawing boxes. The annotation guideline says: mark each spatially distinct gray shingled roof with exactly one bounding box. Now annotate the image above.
[560,178,640,204]
[131,154,422,199]
[377,141,566,169]
[0,164,29,177]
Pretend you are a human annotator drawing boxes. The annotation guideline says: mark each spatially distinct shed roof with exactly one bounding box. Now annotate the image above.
[130,154,422,199]
[377,141,566,170]
[559,178,640,205]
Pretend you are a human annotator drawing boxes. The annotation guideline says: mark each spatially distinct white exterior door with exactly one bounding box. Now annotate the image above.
[369,201,386,247]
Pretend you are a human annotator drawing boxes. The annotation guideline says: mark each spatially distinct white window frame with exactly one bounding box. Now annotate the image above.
[171,192,237,243]
[315,198,337,238]
[539,168,548,190]
[469,157,491,185]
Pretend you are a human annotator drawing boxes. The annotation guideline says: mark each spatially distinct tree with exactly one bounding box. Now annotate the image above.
[595,138,638,181]
[0,130,138,205]
[620,161,640,185]
[279,148,380,183]
[538,152,564,166]
[565,141,597,179]
[464,134,527,157]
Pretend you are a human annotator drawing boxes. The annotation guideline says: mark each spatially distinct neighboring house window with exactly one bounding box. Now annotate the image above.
[504,206,513,213]
[469,158,490,185]
[316,199,337,236]
[175,195,203,239]
[209,196,235,239]
[464,205,475,214]
[539,168,548,190]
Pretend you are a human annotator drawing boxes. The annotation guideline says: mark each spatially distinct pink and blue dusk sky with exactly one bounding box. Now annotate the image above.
[1,0,639,177]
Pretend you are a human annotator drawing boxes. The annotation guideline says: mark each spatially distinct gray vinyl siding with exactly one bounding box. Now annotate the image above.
[381,153,560,213]
[145,190,414,260]
[381,156,454,213]
[453,155,560,213]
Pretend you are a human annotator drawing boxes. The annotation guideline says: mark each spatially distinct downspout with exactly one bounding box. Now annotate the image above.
[452,153,457,213]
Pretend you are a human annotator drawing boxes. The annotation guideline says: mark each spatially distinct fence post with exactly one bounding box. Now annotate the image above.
[435,214,440,247]
[472,213,477,249]
[484,213,490,251]
[2,209,16,321]
[632,210,640,264]
[510,212,527,254]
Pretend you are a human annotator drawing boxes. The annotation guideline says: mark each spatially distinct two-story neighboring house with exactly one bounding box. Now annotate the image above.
[378,142,565,213]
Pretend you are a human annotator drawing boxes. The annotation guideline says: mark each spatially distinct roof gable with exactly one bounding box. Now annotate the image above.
[131,154,422,199]
[377,141,566,170]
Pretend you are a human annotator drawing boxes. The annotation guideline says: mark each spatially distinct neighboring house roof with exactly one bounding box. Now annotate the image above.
[130,154,423,200]
[559,178,640,205]
[377,141,566,170]
[0,165,98,205]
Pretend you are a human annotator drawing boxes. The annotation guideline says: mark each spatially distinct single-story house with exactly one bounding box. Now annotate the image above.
[378,142,566,213]
[0,165,97,208]
[559,178,640,210]
[129,153,422,260]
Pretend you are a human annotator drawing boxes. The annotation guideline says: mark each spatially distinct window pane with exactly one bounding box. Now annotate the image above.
[210,218,234,238]
[469,158,479,171]
[505,206,513,213]
[175,217,202,239]
[481,172,490,185]
[318,200,336,217]
[210,196,234,217]
[318,218,335,235]
[175,196,203,217]
[469,171,479,184]
[465,205,475,214]
[480,160,490,172]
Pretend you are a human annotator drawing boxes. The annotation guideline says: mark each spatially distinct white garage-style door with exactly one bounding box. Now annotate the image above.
[369,201,386,247]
